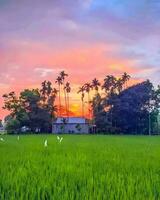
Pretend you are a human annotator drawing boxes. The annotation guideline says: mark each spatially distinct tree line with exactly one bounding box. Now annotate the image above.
[2,71,70,133]
[2,71,160,134]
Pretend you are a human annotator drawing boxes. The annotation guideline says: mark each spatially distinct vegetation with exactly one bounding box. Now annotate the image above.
[0,119,3,128]
[0,134,160,200]
[2,71,160,134]
[3,83,57,133]
[92,79,160,134]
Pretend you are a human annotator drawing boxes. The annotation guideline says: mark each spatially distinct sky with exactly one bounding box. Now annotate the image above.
[0,0,160,119]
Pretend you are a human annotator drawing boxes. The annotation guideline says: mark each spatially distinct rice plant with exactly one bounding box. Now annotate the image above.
[0,135,160,200]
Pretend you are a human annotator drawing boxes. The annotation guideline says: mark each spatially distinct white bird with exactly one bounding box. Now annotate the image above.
[0,138,4,142]
[44,139,48,147]
[59,137,63,143]
[57,136,60,141]
[17,136,20,141]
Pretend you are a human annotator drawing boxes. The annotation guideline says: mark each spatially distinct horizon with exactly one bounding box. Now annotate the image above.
[0,0,160,119]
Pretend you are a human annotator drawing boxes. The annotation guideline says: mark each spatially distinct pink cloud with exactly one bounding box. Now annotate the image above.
[0,41,148,119]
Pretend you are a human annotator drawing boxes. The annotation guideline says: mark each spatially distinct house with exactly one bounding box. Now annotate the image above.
[52,117,90,134]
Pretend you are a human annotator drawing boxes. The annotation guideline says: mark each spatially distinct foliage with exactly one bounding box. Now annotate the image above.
[5,118,21,134]
[0,119,3,128]
[3,82,57,134]
[92,76,160,134]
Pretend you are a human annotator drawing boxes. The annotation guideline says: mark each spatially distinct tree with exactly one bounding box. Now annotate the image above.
[65,82,71,118]
[40,80,47,105]
[93,77,160,134]
[3,92,22,118]
[60,71,68,117]
[108,81,155,134]
[5,118,21,134]
[20,89,48,132]
[92,78,101,95]
[0,119,3,128]
[102,75,117,95]
[84,83,92,118]
[3,81,57,134]
[55,76,63,117]
[78,86,85,117]
[121,72,131,89]
[20,86,57,132]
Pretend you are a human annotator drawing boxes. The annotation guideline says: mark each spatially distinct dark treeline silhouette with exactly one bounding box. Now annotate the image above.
[79,73,160,135]
[2,71,71,134]
[92,80,160,134]
[2,71,160,134]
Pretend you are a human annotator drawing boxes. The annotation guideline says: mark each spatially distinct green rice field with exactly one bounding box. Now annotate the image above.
[0,134,160,200]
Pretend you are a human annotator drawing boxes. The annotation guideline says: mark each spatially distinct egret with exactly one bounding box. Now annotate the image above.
[17,136,20,141]
[59,137,63,143]
[0,138,4,142]
[44,139,48,147]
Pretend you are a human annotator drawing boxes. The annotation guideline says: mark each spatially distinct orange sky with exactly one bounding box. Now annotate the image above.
[0,42,148,119]
[0,0,159,119]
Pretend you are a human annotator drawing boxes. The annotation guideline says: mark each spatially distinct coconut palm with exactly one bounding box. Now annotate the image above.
[60,71,68,81]
[50,88,58,115]
[122,72,131,89]
[46,81,52,98]
[102,75,117,94]
[115,78,124,94]
[77,86,85,117]
[84,83,92,118]
[55,76,63,117]
[91,78,101,122]
[92,78,101,95]
[65,82,71,118]
[60,71,68,116]
[40,80,47,105]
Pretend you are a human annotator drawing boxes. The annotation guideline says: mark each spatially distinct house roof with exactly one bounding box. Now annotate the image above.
[54,117,87,124]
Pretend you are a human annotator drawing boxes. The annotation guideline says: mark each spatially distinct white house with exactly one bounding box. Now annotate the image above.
[52,117,89,134]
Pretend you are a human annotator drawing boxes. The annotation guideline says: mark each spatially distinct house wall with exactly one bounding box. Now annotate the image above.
[52,124,89,134]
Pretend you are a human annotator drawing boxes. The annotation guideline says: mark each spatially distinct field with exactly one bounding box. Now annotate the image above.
[0,135,160,200]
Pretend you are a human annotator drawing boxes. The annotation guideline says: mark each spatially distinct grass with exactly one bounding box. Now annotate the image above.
[0,134,160,200]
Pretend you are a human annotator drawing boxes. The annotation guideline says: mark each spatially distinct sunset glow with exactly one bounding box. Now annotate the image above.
[0,0,160,119]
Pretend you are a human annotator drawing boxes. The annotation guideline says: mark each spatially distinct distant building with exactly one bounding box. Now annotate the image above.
[52,117,89,134]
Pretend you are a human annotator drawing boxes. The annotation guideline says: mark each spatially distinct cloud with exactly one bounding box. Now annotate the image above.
[34,68,57,77]
[0,0,160,118]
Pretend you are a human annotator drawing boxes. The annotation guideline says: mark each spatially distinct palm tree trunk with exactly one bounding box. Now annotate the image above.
[59,85,61,117]
[82,99,84,117]
[67,93,69,118]
[64,87,67,117]
[88,92,90,119]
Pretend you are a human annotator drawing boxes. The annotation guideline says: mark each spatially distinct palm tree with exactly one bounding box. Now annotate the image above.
[55,76,63,117]
[77,86,85,117]
[92,78,101,95]
[122,72,131,89]
[115,78,123,94]
[102,75,117,94]
[102,75,117,129]
[60,71,68,82]
[60,71,68,116]
[92,78,101,123]
[49,88,58,132]
[65,82,71,118]
[40,80,47,105]
[84,83,92,118]
[46,81,52,98]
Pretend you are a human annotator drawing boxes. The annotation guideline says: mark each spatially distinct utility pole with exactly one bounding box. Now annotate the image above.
[149,111,151,136]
